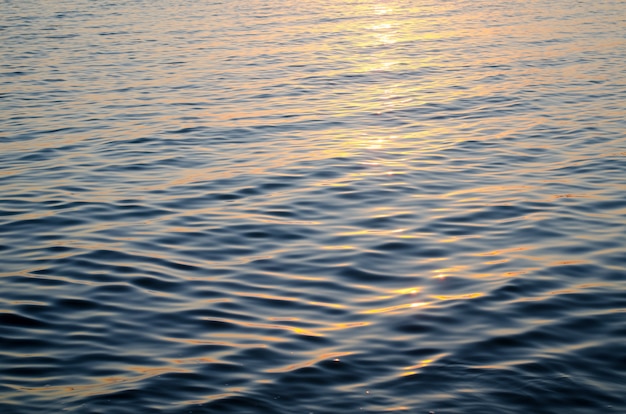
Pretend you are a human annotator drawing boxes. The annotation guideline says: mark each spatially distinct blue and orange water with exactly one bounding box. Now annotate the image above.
[1,0,625,413]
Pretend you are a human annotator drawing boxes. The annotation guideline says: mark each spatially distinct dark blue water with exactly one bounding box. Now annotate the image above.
[1,0,625,413]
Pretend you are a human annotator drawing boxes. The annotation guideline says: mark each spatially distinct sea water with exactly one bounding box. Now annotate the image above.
[1,0,625,413]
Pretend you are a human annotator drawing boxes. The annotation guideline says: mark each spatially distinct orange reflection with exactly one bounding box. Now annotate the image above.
[266,351,354,373]
[434,265,468,274]
[322,321,371,331]
[199,317,323,338]
[362,301,431,315]
[392,287,422,295]
[432,292,484,301]
[401,352,448,377]
[368,277,490,315]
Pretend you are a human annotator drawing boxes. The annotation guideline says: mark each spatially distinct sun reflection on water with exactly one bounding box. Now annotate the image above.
[401,352,449,377]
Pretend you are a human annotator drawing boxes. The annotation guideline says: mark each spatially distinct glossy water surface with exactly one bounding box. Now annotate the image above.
[1,0,625,413]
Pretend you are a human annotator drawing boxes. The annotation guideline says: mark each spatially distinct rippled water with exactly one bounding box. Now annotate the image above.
[1,0,625,413]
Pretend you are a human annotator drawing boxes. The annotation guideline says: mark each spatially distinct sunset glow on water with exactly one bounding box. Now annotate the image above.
[1,0,625,413]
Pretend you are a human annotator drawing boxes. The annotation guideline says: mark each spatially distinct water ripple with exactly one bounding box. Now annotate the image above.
[1,0,625,413]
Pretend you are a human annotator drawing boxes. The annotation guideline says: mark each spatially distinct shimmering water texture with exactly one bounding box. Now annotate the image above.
[1,0,625,413]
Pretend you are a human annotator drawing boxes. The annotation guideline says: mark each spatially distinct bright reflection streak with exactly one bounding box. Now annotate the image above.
[432,293,484,301]
[392,287,422,295]
[373,4,393,15]
[266,351,354,373]
[362,301,432,314]
[401,352,448,376]
[371,23,392,30]
[363,277,487,315]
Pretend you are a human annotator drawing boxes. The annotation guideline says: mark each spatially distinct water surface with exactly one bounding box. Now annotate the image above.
[1,0,625,413]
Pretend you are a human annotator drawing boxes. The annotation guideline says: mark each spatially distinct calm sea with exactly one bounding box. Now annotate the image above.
[1,0,625,413]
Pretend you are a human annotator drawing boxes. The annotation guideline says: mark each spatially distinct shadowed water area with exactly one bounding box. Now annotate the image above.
[1,0,625,413]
